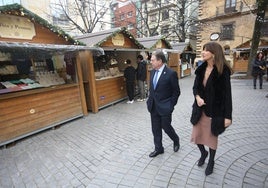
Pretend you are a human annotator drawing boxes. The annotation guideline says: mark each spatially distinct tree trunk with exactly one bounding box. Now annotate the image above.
[247,0,267,77]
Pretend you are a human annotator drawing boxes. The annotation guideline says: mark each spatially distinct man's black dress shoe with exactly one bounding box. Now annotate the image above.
[149,150,164,157]
[173,142,180,152]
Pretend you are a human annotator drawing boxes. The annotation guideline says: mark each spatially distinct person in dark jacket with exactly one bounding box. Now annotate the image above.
[136,55,147,101]
[147,50,180,158]
[190,42,233,176]
[124,59,136,104]
[252,52,266,89]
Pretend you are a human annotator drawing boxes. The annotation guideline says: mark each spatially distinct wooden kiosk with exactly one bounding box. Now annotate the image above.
[0,4,103,146]
[75,27,145,113]
[232,39,268,73]
[171,42,196,78]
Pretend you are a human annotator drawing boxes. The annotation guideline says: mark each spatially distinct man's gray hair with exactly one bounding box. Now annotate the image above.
[152,50,167,63]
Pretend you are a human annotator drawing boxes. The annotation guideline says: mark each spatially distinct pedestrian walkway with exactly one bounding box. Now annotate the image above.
[0,74,267,188]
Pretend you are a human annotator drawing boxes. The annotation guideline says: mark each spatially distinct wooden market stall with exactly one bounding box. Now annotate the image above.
[137,36,181,82]
[0,4,103,146]
[75,27,145,113]
[232,39,268,73]
[171,42,196,78]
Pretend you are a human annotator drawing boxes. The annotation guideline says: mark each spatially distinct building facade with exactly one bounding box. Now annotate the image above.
[137,0,198,43]
[110,0,137,36]
[196,0,268,67]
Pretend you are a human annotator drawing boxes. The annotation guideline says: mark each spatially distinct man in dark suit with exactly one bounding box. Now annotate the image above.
[146,50,181,158]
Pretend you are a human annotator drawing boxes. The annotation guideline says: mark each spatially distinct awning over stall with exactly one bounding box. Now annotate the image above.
[171,42,196,53]
[232,38,268,51]
[0,41,104,59]
[137,36,172,50]
[74,27,145,51]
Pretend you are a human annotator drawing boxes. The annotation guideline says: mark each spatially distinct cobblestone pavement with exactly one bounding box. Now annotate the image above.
[0,74,268,188]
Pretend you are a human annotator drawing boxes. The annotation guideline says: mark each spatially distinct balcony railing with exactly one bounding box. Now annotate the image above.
[215,1,255,17]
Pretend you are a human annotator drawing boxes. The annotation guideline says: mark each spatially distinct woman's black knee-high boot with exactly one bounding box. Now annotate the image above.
[205,148,216,176]
[197,144,208,166]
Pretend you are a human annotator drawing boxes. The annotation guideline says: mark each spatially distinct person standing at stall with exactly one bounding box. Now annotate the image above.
[124,59,136,104]
[252,52,266,89]
[146,50,180,158]
[136,55,147,101]
[190,42,232,176]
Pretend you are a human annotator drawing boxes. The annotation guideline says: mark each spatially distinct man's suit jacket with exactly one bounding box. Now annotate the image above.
[146,65,180,116]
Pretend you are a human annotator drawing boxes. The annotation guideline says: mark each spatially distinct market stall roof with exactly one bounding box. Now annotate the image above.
[232,38,268,51]
[74,27,145,50]
[0,3,83,45]
[136,36,172,49]
[0,41,104,59]
[171,42,196,53]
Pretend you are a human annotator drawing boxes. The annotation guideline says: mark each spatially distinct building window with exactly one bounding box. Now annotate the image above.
[225,0,236,12]
[221,23,234,40]
[127,23,134,30]
[161,26,169,35]
[127,11,133,18]
[162,10,169,21]
[52,14,69,26]
[150,28,158,36]
[150,14,157,23]
[152,1,157,8]
[120,14,125,20]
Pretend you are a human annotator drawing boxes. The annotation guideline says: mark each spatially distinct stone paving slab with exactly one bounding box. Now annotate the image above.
[0,74,267,188]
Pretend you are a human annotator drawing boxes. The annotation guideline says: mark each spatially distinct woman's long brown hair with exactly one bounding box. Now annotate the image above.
[203,42,232,75]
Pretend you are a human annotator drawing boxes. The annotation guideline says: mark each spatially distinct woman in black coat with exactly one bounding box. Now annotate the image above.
[190,42,233,176]
[252,52,266,89]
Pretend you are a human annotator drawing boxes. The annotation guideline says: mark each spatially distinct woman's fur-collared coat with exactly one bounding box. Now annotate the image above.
[191,62,232,133]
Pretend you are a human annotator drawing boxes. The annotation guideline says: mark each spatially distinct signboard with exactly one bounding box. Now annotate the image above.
[112,33,125,46]
[0,14,36,40]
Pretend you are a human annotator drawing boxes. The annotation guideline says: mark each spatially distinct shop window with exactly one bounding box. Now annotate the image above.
[220,23,234,40]
[0,51,78,94]
[235,51,249,60]
[94,52,122,80]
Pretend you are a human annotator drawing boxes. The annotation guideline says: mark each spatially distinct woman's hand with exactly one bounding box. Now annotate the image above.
[224,119,232,127]
[259,66,265,70]
[196,95,206,107]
